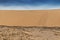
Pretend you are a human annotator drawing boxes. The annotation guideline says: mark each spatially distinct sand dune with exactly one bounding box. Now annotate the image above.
[0,10,60,26]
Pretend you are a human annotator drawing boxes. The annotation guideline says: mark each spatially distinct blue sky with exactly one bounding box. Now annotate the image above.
[0,0,60,10]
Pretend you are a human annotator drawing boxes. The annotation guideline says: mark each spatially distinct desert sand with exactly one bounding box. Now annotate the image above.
[0,10,60,26]
[0,26,60,40]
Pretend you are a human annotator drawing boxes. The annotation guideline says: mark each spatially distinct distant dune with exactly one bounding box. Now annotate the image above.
[0,10,60,27]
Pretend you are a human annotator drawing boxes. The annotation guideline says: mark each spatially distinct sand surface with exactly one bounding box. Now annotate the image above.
[0,26,60,40]
[0,10,60,26]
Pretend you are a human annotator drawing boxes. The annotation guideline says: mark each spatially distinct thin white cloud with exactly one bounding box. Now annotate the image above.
[0,5,60,10]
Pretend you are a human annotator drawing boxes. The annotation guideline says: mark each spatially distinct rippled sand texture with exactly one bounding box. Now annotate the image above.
[0,26,60,40]
[0,10,60,26]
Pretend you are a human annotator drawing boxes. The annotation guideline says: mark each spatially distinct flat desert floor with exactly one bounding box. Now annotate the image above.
[0,10,60,26]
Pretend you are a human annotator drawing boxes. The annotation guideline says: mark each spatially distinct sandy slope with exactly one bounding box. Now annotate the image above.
[0,10,60,26]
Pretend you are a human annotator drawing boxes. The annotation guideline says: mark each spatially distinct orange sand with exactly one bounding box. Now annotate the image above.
[0,10,60,27]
